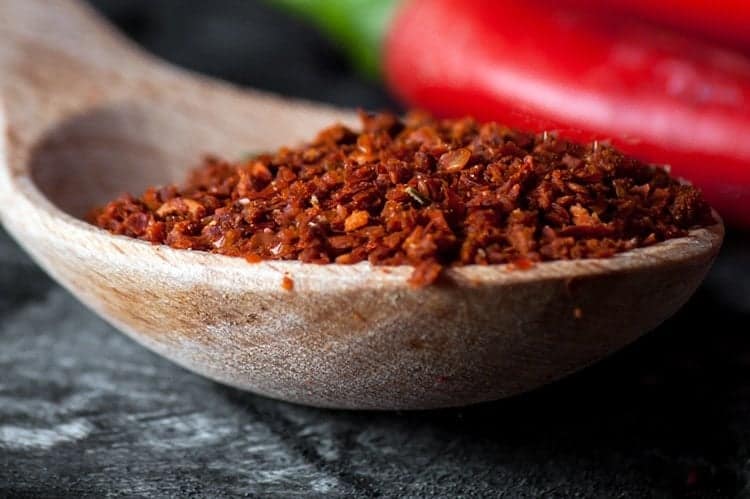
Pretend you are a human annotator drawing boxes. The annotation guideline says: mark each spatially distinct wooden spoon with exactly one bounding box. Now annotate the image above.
[0,0,723,410]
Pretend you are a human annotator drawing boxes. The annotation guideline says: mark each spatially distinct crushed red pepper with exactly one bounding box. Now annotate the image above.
[281,275,294,292]
[91,111,715,287]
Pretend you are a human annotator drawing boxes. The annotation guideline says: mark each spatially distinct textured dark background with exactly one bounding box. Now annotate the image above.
[1,1,750,497]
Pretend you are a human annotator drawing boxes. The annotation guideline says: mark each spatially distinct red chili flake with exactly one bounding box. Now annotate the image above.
[281,275,294,292]
[439,148,471,173]
[344,210,369,232]
[90,111,715,287]
[573,307,583,319]
[245,253,262,264]
[510,258,535,270]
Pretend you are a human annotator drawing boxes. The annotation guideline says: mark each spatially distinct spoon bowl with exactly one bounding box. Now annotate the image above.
[0,0,723,409]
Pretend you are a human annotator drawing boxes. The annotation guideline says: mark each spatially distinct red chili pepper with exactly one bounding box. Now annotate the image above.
[560,0,750,51]
[384,0,750,227]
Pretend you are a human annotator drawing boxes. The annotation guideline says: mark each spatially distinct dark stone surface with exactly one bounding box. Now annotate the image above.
[2,1,750,497]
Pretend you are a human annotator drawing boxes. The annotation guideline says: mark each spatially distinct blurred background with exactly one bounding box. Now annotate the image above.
[1,0,749,496]
[89,0,397,109]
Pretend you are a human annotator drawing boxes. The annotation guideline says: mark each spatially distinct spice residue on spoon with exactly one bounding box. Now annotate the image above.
[90,111,714,287]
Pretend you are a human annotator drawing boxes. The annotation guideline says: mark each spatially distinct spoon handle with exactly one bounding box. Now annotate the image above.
[0,0,146,71]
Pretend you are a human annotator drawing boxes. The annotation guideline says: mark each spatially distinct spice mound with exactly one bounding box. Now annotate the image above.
[91,112,714,287]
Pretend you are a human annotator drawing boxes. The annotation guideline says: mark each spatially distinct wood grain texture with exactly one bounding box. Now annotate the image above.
[2,226,748,497]
[0,0,723,409]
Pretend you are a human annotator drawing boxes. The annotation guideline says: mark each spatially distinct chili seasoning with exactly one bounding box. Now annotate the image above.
[91,111,715,287]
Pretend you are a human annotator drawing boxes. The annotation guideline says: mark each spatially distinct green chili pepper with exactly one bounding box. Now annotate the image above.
[265,0,399,79]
